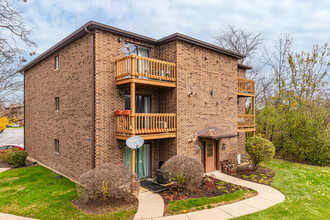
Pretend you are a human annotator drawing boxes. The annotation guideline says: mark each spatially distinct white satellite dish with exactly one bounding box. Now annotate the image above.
[121,43,137,56]
[126,136,144,150]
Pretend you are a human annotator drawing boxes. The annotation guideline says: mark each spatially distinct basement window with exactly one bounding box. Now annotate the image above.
[55,139,59,154]
[55,55,59,69]
[55,97,60,111]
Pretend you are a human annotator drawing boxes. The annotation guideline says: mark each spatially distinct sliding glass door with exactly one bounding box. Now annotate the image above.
[125,143,151,178]
[125,95,151,113]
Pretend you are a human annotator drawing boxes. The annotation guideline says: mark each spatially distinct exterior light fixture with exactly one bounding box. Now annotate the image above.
[118,37,122,42]
[222,142,226,150]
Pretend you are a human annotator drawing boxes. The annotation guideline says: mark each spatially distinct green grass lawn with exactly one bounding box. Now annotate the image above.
[235,159,330,220]
[0,166,135,220]
[0,160,329,219]
[166,190,256,215]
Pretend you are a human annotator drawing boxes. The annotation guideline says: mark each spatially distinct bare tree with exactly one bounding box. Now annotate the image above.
[288,43,330,102]
[214,26,266,110]
[0,0,36,104]
[262,34,292,96]
[214,26,262,64]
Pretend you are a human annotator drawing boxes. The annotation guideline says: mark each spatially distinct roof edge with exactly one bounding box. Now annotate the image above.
[157,33,244,59]
[20,21,245,72]
[238,63,253,70]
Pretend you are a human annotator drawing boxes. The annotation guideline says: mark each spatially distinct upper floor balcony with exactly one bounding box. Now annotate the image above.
[237,77,255,97]
[237,114,256,132]
[116,55,177,88]
[116,112,176,140]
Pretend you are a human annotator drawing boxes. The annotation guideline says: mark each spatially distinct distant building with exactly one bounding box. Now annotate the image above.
[5,105,24,126]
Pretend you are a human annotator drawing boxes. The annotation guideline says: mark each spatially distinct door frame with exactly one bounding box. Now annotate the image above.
[201,139,220,172]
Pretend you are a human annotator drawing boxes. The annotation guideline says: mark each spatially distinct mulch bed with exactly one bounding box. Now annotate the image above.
[0,159,36,170]
[159,176,253,206]
[73,194,138,215]
[225,164,274,186]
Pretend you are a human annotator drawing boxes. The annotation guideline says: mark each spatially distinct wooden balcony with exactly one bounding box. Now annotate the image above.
[237,114,256,132]
[116,113,176,140]
[237,77,255,97]
[116,55,177,88]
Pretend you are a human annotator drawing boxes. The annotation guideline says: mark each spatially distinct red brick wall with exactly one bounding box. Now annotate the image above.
[25,28,251,181]
[175,41,240,165]
[24,34,93,180]
[94,30,166,175]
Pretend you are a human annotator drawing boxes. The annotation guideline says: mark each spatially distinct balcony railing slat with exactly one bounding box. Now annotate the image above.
[237,77,255,94]
[237,114,255,128]
[116,113,176,135]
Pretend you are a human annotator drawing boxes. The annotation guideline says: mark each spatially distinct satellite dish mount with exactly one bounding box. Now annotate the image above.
[121,43,137,56]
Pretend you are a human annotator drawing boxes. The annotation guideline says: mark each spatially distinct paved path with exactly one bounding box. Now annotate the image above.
[0,128,24,145]
[137,171,285,220]
[134,191,164,219]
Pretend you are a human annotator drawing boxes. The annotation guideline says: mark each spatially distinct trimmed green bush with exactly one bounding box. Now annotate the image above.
[8,150,28,167]
[4,148,18,164]
[246,136,275,170]
[162,155,204,191]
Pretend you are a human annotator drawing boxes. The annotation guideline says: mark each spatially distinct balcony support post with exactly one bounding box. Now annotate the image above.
[252,96,255,136]
[130,82,136,135]
[130,81,136,193]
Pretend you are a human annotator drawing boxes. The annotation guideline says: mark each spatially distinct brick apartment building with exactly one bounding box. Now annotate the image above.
[20,21,256,181]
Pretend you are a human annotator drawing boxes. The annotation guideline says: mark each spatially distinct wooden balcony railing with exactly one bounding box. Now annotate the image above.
[238,77,255,94]
[116,113,176,135]
[237,114,255,128]
[116,55,177,82]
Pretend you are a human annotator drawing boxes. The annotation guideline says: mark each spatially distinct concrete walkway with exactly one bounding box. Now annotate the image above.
[137,171,285,220]
[134,191,165,219]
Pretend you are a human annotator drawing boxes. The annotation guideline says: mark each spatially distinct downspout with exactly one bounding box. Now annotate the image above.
[85,27,96,169]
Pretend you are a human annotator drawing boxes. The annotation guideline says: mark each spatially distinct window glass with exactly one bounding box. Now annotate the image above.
[55,56,59,69]
[207,143,213,157]
[55,140,59,153]
[55,97,60,111]
[125,95,151,113]
[0,146,8,150]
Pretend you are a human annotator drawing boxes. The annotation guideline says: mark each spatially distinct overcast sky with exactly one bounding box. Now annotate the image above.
[16,0,330,60]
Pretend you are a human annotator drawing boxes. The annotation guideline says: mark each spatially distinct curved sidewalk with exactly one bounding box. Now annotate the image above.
[136,171,285,220]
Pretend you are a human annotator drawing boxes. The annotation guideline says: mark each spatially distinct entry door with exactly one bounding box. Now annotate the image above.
[125,143,151,178]
[205,140,216,172]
